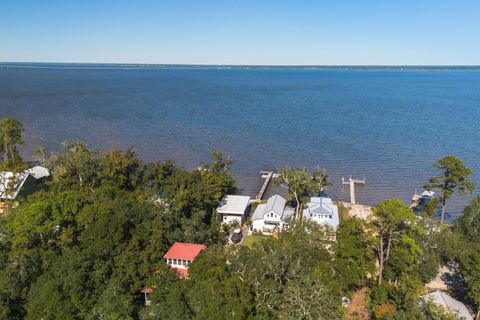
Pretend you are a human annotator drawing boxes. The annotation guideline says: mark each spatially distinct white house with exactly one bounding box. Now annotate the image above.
[0,171,29,200]
[0,166,50,201]
[424,291,473,320]
[217,195,251,225]
[303,197,340,231]
[251,194,294,235]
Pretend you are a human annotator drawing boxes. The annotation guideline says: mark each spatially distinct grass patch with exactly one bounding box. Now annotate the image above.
[242,235,266,248]
[337,202,351,221]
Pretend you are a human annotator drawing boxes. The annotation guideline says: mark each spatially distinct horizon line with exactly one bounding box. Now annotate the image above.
[1,61,480,68]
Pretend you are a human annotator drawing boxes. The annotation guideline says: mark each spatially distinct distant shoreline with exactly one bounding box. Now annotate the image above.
[1,62,480,71]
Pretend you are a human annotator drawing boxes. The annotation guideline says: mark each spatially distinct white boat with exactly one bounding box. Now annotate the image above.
[411,190,435,210]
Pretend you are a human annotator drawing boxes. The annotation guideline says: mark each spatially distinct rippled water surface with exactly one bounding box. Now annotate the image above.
[1,64,479,217]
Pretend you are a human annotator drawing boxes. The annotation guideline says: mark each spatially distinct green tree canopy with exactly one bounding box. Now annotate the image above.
[370,199,417,285]
[274,167,331,221]
[0,142,238,319]
[0,118,25,170]
[425,156,475,224]
[333,217,375,292]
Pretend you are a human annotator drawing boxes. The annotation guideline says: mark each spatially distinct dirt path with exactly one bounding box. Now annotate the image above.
[346,287,369,320]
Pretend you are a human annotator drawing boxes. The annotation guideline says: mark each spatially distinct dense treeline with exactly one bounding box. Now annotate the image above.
[0,133,236,319]
[0,118,479,320]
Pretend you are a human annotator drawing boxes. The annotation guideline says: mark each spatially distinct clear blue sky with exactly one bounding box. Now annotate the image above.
[1,0,479,65]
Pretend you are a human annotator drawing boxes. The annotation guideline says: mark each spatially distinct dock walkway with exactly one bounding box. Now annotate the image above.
[341,176,366,205]
[256,171,273,200]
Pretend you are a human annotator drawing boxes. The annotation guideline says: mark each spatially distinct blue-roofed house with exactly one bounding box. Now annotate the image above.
[303,197,340,231]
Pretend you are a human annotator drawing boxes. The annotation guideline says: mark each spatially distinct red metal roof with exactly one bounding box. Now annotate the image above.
[175,268,189,278]
[163,242,207,261]
[141,285,156,293]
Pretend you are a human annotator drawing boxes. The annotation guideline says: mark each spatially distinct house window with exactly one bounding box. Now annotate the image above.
[329,215,332,219]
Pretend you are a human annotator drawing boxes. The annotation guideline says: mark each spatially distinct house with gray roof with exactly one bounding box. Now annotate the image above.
[424,291,473,320]
[217,195,251,225]
[251,194,294,235]
[303,197,340,231]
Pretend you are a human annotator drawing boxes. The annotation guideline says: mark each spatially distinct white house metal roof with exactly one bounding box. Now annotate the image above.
[217,195,250,215]
[0,171,30,200]
[0,166,50,200]
[27,166,50,180]
[264,194,286,217]
[303,197,340,231]
[252,203,267,220]
[252,194,294,221]
[425,291,473,320]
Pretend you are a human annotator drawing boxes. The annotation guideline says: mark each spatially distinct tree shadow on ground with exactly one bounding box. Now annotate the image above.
[441,262,467,301]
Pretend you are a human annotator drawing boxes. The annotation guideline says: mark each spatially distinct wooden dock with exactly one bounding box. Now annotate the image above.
[342,176,366,205]
[256,171,273,200]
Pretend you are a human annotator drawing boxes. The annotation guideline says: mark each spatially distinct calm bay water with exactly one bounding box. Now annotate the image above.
[1,64,479,218]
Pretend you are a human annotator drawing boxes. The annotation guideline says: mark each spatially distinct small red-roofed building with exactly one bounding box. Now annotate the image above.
[163,242,207,273]
[141,286,156,306]
[141,242,207,305]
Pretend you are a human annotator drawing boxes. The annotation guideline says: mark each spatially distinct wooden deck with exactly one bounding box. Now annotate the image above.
[256,171,273,200]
